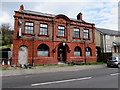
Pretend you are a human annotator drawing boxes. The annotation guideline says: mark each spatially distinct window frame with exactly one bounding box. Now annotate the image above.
[85,47,92,56]
[39,23,48,36]
[74,46,82,56]
[83,29,89,39]
[57,25,65,37]
[106,35,110,39]
[37,44,49,57]
[73,28,80,38]
[25,21,34,34]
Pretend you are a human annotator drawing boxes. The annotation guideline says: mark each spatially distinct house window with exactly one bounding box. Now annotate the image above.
[74,28,80,38]
[40,24,48,35]
[106,35,110,39]
[84,30,89,39]
[74,46,82,56]
[38,44,49,56]
[58,26,65,37]
[85,47,92,56]
[106,45,112,52]
[114,36,116,40]
[25,22,34,34]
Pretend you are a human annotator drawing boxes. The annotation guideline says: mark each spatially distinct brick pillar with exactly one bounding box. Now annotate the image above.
[67,23,70,42]
[14,17,18,39]
[53,21,57,41]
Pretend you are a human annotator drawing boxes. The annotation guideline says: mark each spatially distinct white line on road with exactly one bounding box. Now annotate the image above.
[110,73,119,76]
[32,77,92,87]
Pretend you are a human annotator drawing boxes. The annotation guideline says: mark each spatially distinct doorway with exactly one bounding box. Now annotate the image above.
[18,46,28,65]
[58,44,66,63]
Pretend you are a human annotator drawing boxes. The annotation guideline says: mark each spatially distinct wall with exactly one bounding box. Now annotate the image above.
[12,8,96,65]
[95,30,101,47]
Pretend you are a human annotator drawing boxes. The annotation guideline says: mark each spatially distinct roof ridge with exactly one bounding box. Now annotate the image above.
[21,10,93,24]
[23,10,55,16]
[96,27,118,32]
[96,28,120,36]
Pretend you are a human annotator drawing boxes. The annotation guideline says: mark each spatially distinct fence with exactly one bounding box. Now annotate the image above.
[0,50,17,66]
[97,52,112,62]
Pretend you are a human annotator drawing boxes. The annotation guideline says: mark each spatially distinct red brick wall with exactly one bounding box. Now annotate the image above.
[12,8,96,66]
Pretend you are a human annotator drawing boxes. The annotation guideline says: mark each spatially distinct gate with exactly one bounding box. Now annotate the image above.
[0,49,13,65]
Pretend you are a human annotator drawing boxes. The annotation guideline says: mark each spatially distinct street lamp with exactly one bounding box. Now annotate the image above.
[63,42,66,46]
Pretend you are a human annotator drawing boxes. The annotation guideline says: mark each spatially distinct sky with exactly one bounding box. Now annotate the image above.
[0,0,119,31]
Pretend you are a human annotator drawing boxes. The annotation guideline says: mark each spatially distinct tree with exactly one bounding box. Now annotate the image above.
[0,23,13,46]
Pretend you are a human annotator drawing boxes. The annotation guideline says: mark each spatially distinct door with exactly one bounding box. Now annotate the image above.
[18,46,28,65]
[58,44,66,63]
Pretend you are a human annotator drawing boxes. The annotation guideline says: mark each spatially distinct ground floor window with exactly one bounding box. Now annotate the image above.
[38,44,49,56]
[85,47,92,56]
[74,46,82,56]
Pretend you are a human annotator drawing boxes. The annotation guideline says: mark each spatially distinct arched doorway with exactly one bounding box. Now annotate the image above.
[18,46,28,65]
[58,43,66,64]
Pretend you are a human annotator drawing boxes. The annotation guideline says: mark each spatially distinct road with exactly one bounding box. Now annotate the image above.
[2,67,119,88]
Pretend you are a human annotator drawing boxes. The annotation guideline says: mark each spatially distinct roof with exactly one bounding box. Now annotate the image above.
[21,10,55,17]
[20,10,89,23]
[96,28,120,36]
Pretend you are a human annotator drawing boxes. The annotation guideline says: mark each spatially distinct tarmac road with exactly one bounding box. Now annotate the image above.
[2,66,119,88]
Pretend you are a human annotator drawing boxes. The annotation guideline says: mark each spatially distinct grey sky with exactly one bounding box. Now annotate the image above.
[0,0,119,30]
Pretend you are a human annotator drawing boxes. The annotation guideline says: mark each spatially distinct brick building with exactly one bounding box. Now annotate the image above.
[12,5,96,66]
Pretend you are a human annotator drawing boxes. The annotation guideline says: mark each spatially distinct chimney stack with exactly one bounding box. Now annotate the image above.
[19,4,24,11]
[77,12,82,20]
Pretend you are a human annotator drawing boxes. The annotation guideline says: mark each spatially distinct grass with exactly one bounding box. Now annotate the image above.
[0,44,11,50]
[34,64,57,67]
[78,62,106,65]
[1,62,106,71]
[66,62,106,66]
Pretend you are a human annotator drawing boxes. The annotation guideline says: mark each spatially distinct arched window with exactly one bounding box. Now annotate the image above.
[38,44,49,56]
[74,46,82,56]
[85,47,92,56]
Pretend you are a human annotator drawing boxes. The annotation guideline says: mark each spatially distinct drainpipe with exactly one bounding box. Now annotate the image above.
[32,35,35,66]
[83,40,86,63]
[104,34,106,53]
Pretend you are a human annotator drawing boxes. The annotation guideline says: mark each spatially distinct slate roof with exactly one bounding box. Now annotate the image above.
[21,10,55,17]
[96,28,120,36]
[21,10,87,23]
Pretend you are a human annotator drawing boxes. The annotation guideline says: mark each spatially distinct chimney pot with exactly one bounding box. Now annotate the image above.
[77,12,82,20]
[19,5,24,11]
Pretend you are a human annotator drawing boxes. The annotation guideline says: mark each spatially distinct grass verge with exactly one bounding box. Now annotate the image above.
[1,62,106,71]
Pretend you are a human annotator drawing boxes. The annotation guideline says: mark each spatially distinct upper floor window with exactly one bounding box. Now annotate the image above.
[25,22,34,34]
[106,35,110,39]
[84,30,89,39]
[74,28,80,38]
[114,36,116,40]
[40,24,48,35]
[58,26,65,37]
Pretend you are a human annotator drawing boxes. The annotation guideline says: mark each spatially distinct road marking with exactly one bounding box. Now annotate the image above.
[110,73,119,76]
[32,77,92,87]
[24,76,30,78]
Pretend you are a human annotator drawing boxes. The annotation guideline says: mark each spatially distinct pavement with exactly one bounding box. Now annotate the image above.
[1,64,107,76]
